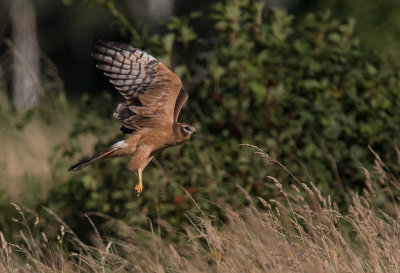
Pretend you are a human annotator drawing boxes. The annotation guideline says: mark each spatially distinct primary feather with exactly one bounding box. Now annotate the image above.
[92,40,184,133]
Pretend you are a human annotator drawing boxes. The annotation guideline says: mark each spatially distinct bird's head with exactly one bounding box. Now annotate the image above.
[176,123,197,141]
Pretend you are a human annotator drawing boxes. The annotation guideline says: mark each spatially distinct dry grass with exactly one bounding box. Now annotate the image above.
[1,146,400,273]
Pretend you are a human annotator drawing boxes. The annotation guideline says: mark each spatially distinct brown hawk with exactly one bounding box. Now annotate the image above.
[69,41,196,195]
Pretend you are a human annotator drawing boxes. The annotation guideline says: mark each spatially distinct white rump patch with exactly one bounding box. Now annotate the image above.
[114,140,128,148]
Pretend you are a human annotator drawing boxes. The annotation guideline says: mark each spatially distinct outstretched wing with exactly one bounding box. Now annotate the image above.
[92,41,183,132]
[174,89,188,122]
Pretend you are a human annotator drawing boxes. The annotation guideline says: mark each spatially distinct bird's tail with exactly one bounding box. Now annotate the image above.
[68,141,126,171]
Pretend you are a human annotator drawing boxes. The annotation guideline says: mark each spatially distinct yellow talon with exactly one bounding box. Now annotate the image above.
[135,169,143,195]
[135,182,143,195]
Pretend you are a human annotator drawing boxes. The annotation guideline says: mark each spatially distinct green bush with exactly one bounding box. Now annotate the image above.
[48,0,400,233]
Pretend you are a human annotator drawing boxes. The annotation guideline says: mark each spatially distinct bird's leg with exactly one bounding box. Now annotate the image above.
[133,156,153,196]
[135,168,143,195]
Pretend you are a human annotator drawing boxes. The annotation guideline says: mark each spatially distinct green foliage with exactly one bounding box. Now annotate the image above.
[48,0,400,234]
[167,11,202,47]
[62,0,140,38]
[307,0,400,61]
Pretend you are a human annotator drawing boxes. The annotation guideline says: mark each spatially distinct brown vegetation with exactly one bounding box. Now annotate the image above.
[1,146,400,272]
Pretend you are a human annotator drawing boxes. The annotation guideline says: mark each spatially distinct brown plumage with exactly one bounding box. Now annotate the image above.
[68,41,196,195]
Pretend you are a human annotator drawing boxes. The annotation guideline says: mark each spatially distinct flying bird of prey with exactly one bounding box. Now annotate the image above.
[69,41,196,195]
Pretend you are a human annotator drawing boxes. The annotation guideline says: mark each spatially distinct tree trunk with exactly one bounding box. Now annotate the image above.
[10,0,40,112]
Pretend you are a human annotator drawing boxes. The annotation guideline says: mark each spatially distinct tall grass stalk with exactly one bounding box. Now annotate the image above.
[1,146,400,272]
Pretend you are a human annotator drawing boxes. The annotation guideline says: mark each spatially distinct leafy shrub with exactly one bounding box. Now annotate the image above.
[48,0,400,234]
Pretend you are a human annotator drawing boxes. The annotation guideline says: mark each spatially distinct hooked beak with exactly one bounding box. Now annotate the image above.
[191,127,197,134]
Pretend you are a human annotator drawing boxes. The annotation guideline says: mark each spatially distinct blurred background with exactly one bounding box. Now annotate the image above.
[1,0,400,244]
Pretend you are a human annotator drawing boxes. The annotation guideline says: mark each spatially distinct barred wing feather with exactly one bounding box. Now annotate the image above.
[92,41,183,132]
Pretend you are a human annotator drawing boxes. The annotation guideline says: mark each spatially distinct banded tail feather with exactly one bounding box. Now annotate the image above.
[68,141,127,171]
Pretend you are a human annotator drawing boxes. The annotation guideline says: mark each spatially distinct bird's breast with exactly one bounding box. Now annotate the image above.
[140,127,178,151]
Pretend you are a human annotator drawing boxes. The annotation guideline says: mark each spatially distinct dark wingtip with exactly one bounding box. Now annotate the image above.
[91,53,101,60]
[96,63,106,70]
[68,164,80,171]
[68,161,86,171]
[98,39,109,46]
[93,40,112,57]
[120,126,134,134]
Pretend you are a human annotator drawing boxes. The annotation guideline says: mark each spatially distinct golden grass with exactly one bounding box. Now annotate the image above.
[1,146,400,272]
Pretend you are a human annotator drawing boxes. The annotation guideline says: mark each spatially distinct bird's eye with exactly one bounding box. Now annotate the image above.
[180,126,191,134]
